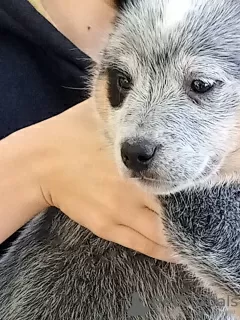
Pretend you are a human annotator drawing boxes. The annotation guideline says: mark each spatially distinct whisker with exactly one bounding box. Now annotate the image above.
[61,86,87,91]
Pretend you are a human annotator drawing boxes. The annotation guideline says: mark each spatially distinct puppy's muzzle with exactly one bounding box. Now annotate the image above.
[120,139,157,173]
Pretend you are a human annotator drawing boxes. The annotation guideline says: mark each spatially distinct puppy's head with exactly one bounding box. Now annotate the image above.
[94,0,240,194]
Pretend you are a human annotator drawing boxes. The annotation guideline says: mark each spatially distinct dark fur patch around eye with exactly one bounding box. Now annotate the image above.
[107,68,132,108]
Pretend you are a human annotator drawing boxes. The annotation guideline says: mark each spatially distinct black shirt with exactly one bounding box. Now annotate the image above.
[0,0,92,253]
[0,0,92,139]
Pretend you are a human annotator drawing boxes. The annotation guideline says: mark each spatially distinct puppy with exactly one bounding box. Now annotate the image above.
[94,0,240,194]
[94,0,240,316]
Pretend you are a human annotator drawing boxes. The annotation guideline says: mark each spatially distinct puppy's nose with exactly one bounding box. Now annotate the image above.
[121,140,156,172]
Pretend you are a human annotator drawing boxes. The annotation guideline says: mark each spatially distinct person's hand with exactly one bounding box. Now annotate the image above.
[35,99,175,262]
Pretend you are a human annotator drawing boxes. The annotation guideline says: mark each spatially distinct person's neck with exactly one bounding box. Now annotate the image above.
[41,0,116,62]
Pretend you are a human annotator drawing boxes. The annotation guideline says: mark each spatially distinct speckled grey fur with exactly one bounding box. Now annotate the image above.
[0,186,238,320]
[162,183,240,301]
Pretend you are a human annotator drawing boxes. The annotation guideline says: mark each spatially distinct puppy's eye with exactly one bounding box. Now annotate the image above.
[107,68,132,108]
[117,74,132,91]
[191,79,214,94]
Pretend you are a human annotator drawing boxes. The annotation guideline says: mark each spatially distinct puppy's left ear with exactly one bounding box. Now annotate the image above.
[115,0,136,10]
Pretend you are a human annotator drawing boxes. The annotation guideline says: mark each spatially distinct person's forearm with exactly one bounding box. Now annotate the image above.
[0,100,97,244]
[0,126,49,244]
[0,100,96,244]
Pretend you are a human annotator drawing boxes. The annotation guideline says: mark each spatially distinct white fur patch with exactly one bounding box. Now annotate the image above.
[162,0,193,29]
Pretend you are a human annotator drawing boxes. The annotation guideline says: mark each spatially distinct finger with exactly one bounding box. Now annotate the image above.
[118,206,169,247]
[103,224,177,262]
[73,201,115,236]
[69,202,176,262]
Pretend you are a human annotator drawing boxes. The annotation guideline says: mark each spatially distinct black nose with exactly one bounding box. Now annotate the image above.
[121,140,156,172]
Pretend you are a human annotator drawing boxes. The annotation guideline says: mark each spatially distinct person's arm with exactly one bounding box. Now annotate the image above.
[0,98,174,262]
[0,122,48,243]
